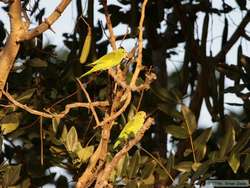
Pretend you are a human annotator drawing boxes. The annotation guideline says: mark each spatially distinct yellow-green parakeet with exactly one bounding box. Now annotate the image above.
[113,111,146,149]
[79,48,127,78]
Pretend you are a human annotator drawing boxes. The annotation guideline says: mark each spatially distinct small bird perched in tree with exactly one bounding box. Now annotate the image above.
[113,111,146,149]
[79,48,127,78]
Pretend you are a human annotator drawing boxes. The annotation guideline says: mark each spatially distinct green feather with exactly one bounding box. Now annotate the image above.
[79,48,127,78]
[113,111,146,149]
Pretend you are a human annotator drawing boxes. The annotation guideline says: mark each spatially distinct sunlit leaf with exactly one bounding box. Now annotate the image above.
[175,161,193,172]
[141,174,155,186]
[80,24,92,64]
[52,117,60,133]
[66,126,78,152]
[60,126,68,143]
[0,113,21,135]
[192,162,201,171]
[76,145,94,163]
[228,152,240,174]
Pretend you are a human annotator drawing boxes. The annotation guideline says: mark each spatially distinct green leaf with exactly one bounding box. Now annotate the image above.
[232,129,250,153]
[0,113,21,135]
[29,57,48,67]
[128,150,141,179]
[121,153,129,177]
[166,125,188,139]
[15,88,35,102]
[52,118,60,133]
[178,172,192,184]
[184,128,212,160]
[243,153,250,173]
[76,145,94,163]
[228,152,240,174]
[60,125,68,143]
[181,105,197,134]
[141,174,155,186]
[151,86,180,104]
[115,154,127,177]
[3,164,22,186]
[192,162,201,171]
[192,161,211,180]
[127,104,137,122]
[20,178,31,188]
[141,160,157,179]
[175,161,193,172]
[218,117,235,158]
[126,180,138,188]
[66,126,78,152]
[194,128,212,144]
[158,103,182,118]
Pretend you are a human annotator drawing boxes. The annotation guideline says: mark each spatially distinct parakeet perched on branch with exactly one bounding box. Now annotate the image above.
[79,48,127,78]
[113,111,146,149]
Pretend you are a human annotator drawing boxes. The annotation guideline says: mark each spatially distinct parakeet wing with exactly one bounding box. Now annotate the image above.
[113,111,146,149]
[79,48,127,78]
[87,48,126,67]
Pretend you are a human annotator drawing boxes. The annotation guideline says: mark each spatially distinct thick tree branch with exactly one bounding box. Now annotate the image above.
[0,0,22,98]
[18,0,72,41]
[0,0,72,99]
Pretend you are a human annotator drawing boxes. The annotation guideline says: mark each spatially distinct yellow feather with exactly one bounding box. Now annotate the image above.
[113,111,146,149]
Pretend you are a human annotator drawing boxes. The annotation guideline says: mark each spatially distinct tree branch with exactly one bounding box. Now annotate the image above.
[18,0,72,41]
[215,11,250,61]
[101,0,117,50]
[95,117,155,188]
[0,0,72,99]
[130,0,148,88]
[76,78,100,125]
[1,89,108,119]
[0,0,23,98]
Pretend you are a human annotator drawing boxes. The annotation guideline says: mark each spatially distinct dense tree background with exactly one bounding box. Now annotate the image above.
[0,0,249,187]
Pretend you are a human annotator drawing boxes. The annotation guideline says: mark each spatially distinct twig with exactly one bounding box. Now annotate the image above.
[95,117,155,188]
[76,78,100,125]
[136,91,144,112]
[130,0,148,88]
[40,116,44,166]
[48,91,77,109]
[97,90,131,127]
[101,0,117,50]
[1,89,109,119]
